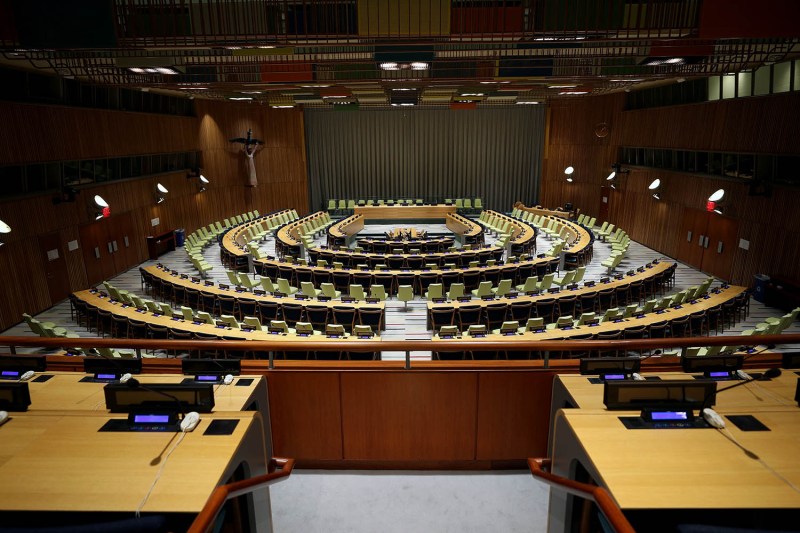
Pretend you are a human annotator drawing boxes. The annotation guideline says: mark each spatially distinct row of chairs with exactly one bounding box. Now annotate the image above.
[327,198,484,210]
[477,211,535,254]
[355,238,457,254]
[575,213,597,228]
[306,245,508,270]
[690,306,799,356]
[137,270,386,329]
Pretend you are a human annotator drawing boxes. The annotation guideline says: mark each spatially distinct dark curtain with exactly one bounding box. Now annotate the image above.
[304,107,545,212]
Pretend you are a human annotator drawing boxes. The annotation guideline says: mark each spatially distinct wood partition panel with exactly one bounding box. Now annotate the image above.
[340,372,478,462]
[476,372,553,460]
[267,371,344,460]
[267,367,557,467]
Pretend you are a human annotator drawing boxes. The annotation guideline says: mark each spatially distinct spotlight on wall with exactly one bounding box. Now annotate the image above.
[564,166,575,183]
[188,169,210,192]
[0,219,10,246]
[156,182,169,204]
[707,188,726,214]
[93,195,111,220]
[708,189,725,202]
[649,178,661,200]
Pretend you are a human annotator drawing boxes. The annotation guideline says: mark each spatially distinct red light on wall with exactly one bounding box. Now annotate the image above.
[706,201,715,212]
[102,206,111,218]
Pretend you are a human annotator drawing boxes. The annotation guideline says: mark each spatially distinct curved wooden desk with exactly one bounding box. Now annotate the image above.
[432,283,744,343]
[141,265,385,325]
[427,259,674,313]
[515,202,571,219]
[354,204,456,220]
[75,288,382,343]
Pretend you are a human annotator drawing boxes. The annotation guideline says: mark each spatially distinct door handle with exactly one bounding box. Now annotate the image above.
[717,241,723,253]
[687,231,692,242]
[698,234,704,247]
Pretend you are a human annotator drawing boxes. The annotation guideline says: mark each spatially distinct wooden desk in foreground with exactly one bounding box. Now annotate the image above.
[548,408,800,532]
[0,411,270,528]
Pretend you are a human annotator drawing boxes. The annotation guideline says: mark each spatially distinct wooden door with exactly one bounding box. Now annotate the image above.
[38,233,71,303]
[79,221,115,285]
[599,185,611,222]
[676,208,708,270]
[701,214,739,281]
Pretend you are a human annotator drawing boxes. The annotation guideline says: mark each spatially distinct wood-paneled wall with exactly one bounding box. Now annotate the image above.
[542,91,800,284]
[0,102,198,164]
[195,100,309,218]
[0,99,309,331]
[267,368,556,466]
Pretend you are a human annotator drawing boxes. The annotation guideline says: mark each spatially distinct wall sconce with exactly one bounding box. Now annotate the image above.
[0,219,10,246]
[707,189,726,214]
[93,194,111,220]
[155,183,169,204]
[188,169,209,192]
[648,178,661,200]
[564,166,574,183]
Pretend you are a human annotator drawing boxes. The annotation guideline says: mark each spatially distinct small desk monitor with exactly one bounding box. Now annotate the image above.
[104,383,215,413]
[84,357,142,375]
[0,355,46,373]
[181,359,241,376]
[604,380,716,411]
[681,354,743,377]
[580,357,641,376]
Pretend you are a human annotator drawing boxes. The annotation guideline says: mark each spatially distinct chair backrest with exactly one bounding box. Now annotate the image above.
[577,312,596,325]
[448,283,465,299]
[326,323,346,336]
[438,325,459,337]
[475,281,493,297]
[261,277,276,293]
[397,285,414,302]
[277,278,294,293]
[349,285,365,300]
[369,285,387,300]
[243,316,263,330]
[295,322,314,335]
[301,281,317,296]
[466,324,486,336]
[525,317,545,330]
[427,283,443,300]
[180,306,195,321]
[539,273,554,289]
[494,279,512,297]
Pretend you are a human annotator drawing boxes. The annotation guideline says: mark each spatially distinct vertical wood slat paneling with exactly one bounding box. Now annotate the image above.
[619,92,800,153]
[543,91,800,286]
[0,99,310,330]
[304,107,545,211]
[0,102,198,164]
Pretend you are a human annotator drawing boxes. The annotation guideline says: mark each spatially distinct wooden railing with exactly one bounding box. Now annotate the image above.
[528,458,636,533]
[188,457,295,533]
[2,334,798,368]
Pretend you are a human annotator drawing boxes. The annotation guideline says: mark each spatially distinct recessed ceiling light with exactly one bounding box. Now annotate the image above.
[411,62,428,70]
[299,84,331,88]
[391,102,415,107]
[559,91,589,95]
[392,88,414,91]
[380,62,399,71]
[182,87,209,90]
[460,93,484,97]
[128,67,145,73]
[229,97,253,101]
[322,95,348,99]
[155,67,178,75]
[515,101,541,105]
[549,85,577,89]
[241,91,262,94]
[665,57,684,64]
[271,105,295,108]
[258,45,276,49]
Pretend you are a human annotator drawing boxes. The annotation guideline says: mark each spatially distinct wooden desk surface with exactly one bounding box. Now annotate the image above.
[221,209,290,254]
[516,203,571,219]
[428,259,673,312]
[144,265,383,313]
[0,411,264,513]
[329,214,364,238]
[554,370,799,411]
[77,289,381,343]
[354,204,456,220]
[26,372,265,412]
[554,408,800,510]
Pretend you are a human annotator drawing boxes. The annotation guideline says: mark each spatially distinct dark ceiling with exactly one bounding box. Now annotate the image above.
[1,0,798,108]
